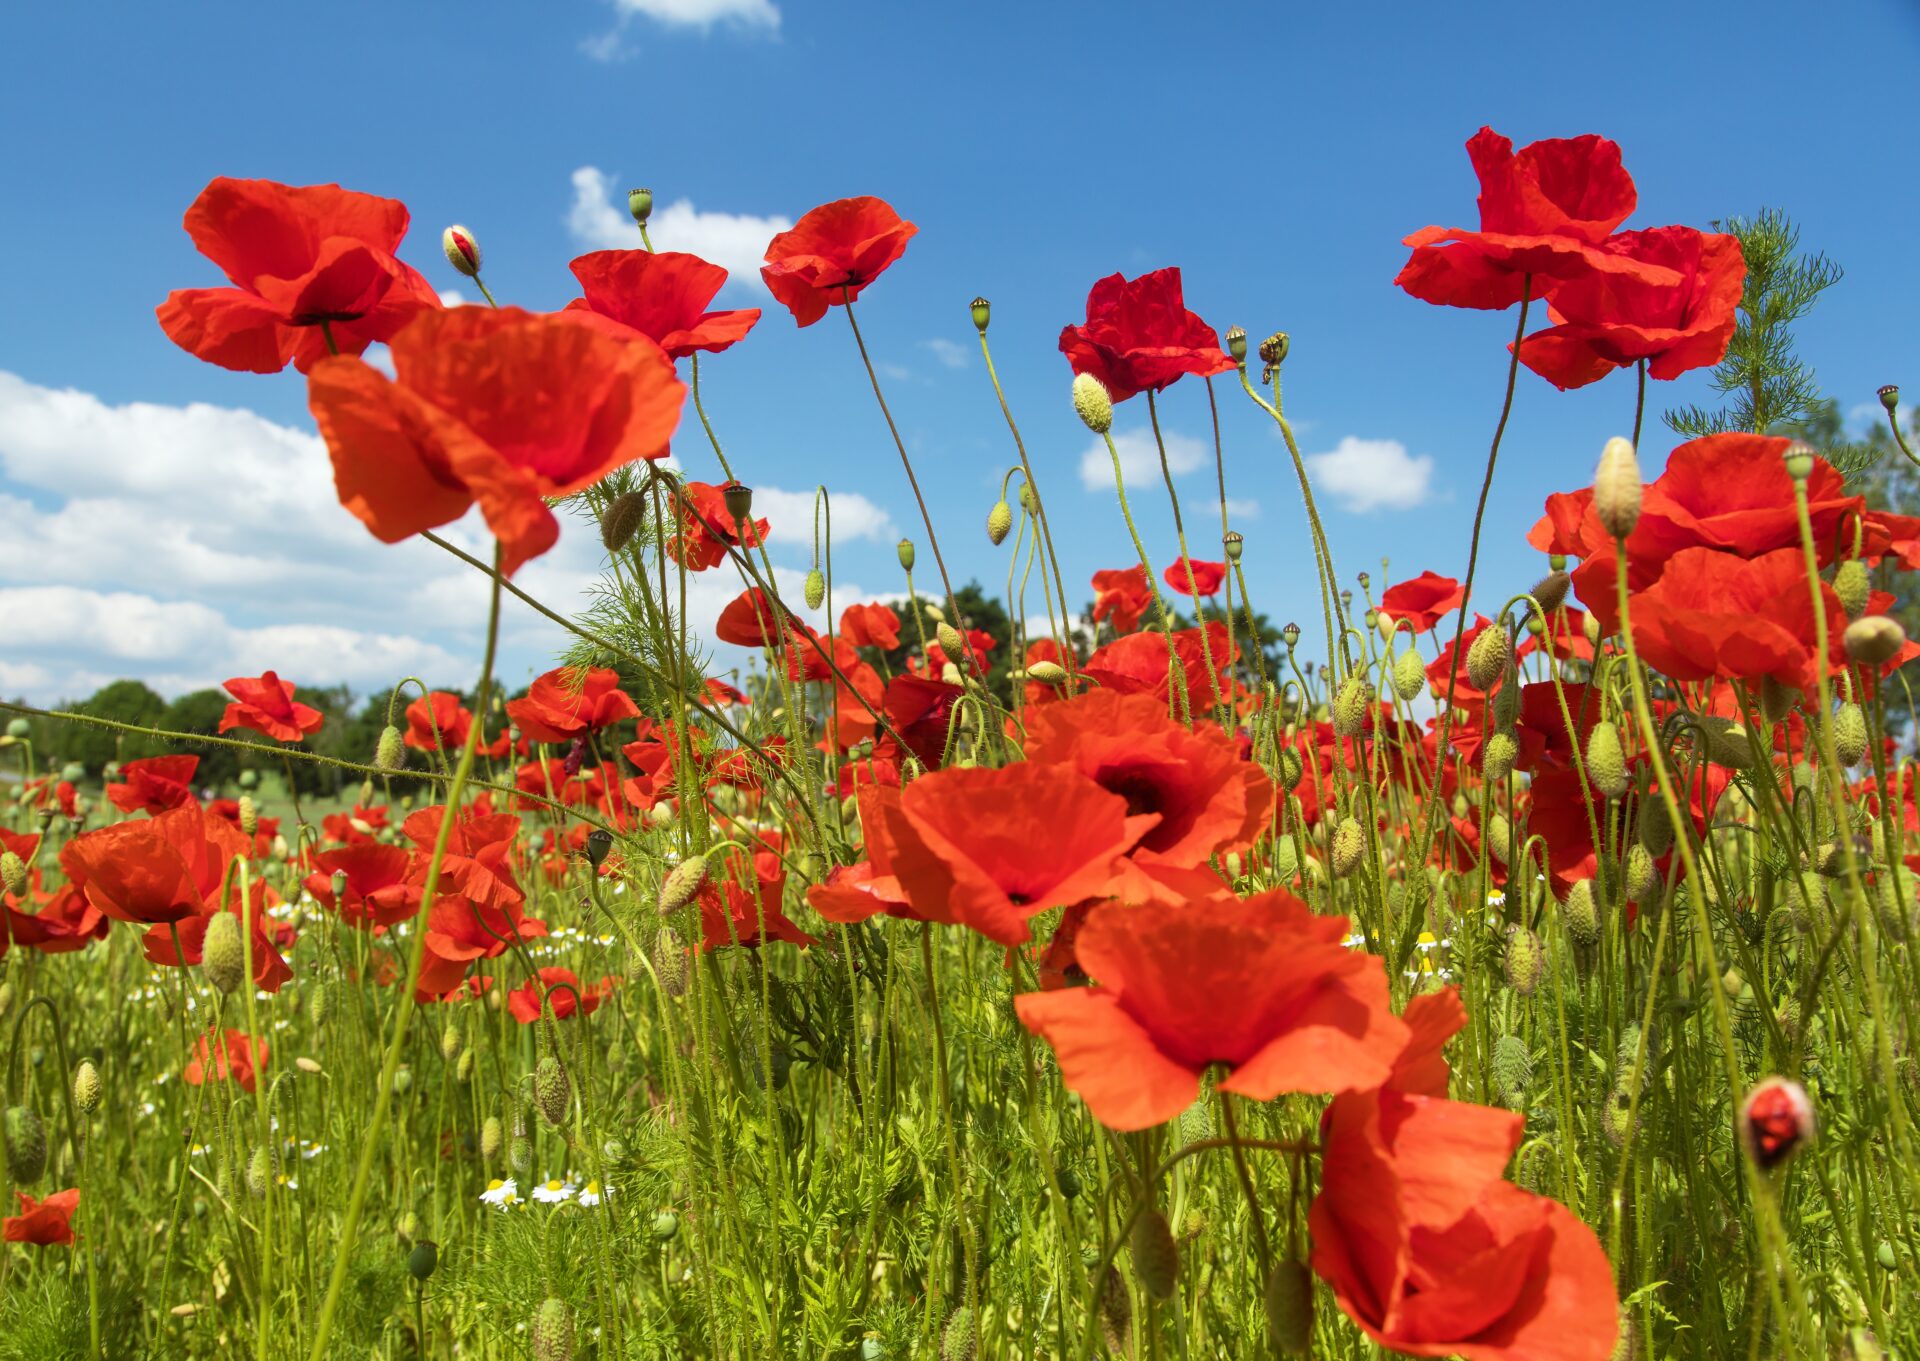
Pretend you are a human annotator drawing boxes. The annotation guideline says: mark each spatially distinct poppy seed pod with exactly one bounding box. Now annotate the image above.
[1281,621,1301,650]
[1332,675,1373,738]
[1258,332,1289,367]
[375,724,406,771]
[1834,559,1871,619]
[1264,1257,1313,1355]
[1845,615,1907,666]
[657,854,709,914]
[72,1059,100,1115]
[1224,325,1248,363]
[970,296,991,333]
[1593,436,1642,540]
[4,1105,46,1184]
[203,912,246,995]
[531,1297,575,1361]
[1502,923,1544,996]
[1879,383,1901,413]
[1331,817,1366,877]
[896,538,916,572]
[1027,660,1067,686]
[407,1240,439,1282]
[0,850,26,898]
[1466,625,1510,693]
[940,1305,977,1361]
[1130,1208,1179,1301]
[1531,570,1571,613]
[600,491,648,553]
[533,1054,571,1127]
[1391,647,1425,703]
[627,187,653,224]
[1072,372,1114,434]
[1740,1075,1815,1170]
[442,225,482,278]
[1781,440,1817,481]
[721,482,754,524]
[1562,879,1599,949]
[1834,702,1869,767]
[1483,731,1519,783]
[1585,721,1628,799]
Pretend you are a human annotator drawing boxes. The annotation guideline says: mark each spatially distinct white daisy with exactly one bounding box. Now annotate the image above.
[577,1179,610,1207]
[532,1176,576,1205]
[479,1177,520,1209]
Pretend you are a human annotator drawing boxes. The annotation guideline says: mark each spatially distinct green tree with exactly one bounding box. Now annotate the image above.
[158,688,244,786]
[61,679,167,773]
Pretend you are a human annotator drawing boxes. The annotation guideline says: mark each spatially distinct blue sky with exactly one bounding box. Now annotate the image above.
[2,0,1916,704]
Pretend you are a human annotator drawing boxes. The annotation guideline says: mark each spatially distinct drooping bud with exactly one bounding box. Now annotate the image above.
[73,1059,101,1115]
[1486,812,1512,864]
[1331,676,1373,738]
[600,492,648,553]
[1224,326,1248,363]
[1330,818,1365,877]
[653,926,689,998]
[4,1106,46,1184]
[531,1297,575,1361]
[1562,879,1600,949]
[652,1208,680,1240]
[1257,1258,1311,1355]
[1072,372,1113,434]
[1585,721,1628,799]
[1845,615,1907,666]
[627,187,653,224]
[1483,732,1518,783]
[509,1134,533,1176]
[1592,436,1642,540]
[1392,647,1426,703]
[442,225,482,278]
[1637,795,1674,857]
[0,850,26,898]
[375,724,406,771]
[1275,748,1303,792]
[203,912,246,995]
[1502,924,1544,996]
[939,1305,977,1361]
[1098,1264,1132,1355]
[986,499,1014,546]
[440,1020,464,1065]
[246,1144,273,1199]
[1740,1076,1815,1170]
[1531,570,1571,613]
[721,482,754,524]
[1466,625,1510,692]
[1026,660,1068,686]
[1781,440,1817,481]
[1834,703,1869,767]
[896,538,916,572]
[658,854,709,914]
[1624,844,1658,903]
[1492,1034,1534,1106]
[1130,1208,1179,1301]
[1835,559,1871,618]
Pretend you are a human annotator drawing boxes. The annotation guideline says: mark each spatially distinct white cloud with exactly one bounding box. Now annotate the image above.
[1195,496,1260,521]
[921,339,969,370]
[1078,426,1206,492]
[750,486,897,547]
[614,0,779,30]
[1304,436,1434,513]
[567,167,789,290]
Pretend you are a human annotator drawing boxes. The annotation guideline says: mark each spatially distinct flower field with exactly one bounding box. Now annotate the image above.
[4,123,1920,1361]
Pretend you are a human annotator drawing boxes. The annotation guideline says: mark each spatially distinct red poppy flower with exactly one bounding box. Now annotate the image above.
[1397,127,1677,311]
[1024,689,1270,869]
[214,670,325,743]
[157,178,439,374]
[60,804,246,927]
[715,588,803,649]
[1386,987,1469,1098]
[1162,558,1226,597]
[506,666,640,745]
[1311,1086,1618,1360]
[696,839,816,951]
[507,967,617,1024]
[1380,571,1465,634]
[4,1189,79,1246]
[704,676,749,707]
[402,693,469,753]
[666,481,770,571]
[1058,269,1235,403]
[304,843,419,931]
[4,884,108,957]
[1015,890,1408,1130]
[881,673,967,770]
[1092,566,1155,636]
[321,803,388,845]
[1084,623,1234,707]
[840,601,902,651]
[185,1029,269,1094]
[760,197,917,327]
[565,250,761,358]
[806,785,914,926]
[106,754,200,815]
[882,764,1153,946]
[1517,226,1744,390]
[307,306,686,577]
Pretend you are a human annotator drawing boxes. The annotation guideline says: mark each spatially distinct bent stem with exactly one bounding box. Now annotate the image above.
[304,541,506,1361]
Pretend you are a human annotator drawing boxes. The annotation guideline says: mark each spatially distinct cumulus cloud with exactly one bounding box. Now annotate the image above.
[1304,436,1435,513]
[750,486,897,547]
[567,167,789,289]
[921,338,969,370]
[1078,426,1206,492]
[1195,496,1260,521]
[614,0,779,30]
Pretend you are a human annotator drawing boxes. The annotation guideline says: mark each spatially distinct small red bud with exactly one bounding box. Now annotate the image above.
[1740,1076,1814,1170]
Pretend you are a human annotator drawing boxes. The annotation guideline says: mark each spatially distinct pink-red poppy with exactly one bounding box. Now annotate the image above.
[507,967,617,1024]
[666,480,770,571]
[506,666,640,745]
[1380,571,1466,634]
[761,197,917,326]
[1058,269,1235,403]
[217,670,324,743]
[185,1030,269,1094]
[106,755,200,815]
[4,1189,80,1246]
[1162,558,1226,597]
[1092,566,1155,636]
[565,249,760,358]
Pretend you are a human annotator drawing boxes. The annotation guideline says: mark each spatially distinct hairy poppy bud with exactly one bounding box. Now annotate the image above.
[533,1055,571,1127]
[653,926,689,997]
[4,718,26,739]
[601,491,647,553]
[1027,660,1068,686]
[652,1208,680,1240]
[937,621,966,662]
[1624,844,1658,903]
[1391,647,1425,703]
[442,225,482,278]
[1224,326,1248,363]
[1466,626,1509,693]
[4,1106,46,1184]
[1593,436,1642,540]
[1531,570,1571,613]
[1275,747,1303,792]
[440,1020,463,1065]
[1585,721,1627,799]
[940,661,963,686]
[721,482,753,524]
[896,538,916,572]
[1563,879,1600,949]
[1741,1076,1814,1170]
[940,1306,977,1361]
[73,1059,100,1115]
[970,296,991,333]
[1486,812,1512,864]
[375,724,406,771]
[247,1144,274,1199]
[1834,702,1869,767]
[1331,676,1373,738]
[1130,1208,1179,1301]
[1583,612,1603,650]
[1264,1258,1313,1355]
[237,793,257,839]
[509,1133,533,1176]
[1483,731,1519,783]
[203,912,246,995]
[658,854,708,914]
[1492,1034,1533,1106]
[408,1239,439,1281]
[1098,1263,1132,1353]
[1502,924,1543,996]
[798,566,825,611]
[0,850,26,898]
[1834,559,1871,619]
[986,499,1013,546]
[1331,817,1365,877]
[532,1297,574,1361]
[1072,372,1113,434]
[1759,675,1800,723]
[1781,440,1817,481]
[627,187,653,224]
[480,1115,503,1164]
[1845,615,1907,666]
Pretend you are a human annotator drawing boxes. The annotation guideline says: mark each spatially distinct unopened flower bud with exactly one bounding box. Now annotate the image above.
[896,538,916,573]
[1845,615,1907,666]
[1502,924,1544,996]
[627,187,653,224]
[970,296,991,333]
[72,1059,100,1115]
[532,1297,575,1361]
[1026,660,1067,686]
[601,491,647,553]
[799,566,826,611]
[1492,1034,1533,1106]
[246,1145,273,1199]
[1585,721,1628,799]
[203,912,246,995]
[509,1134,533,1176]
[1624,844,1659,903]
[237,794,257,839]
[1072,373,1113,434]
[375,724,406,771]
[1389,647,1425,703]
[1583,612,1603,650]
[1482,730,1518,783]
[1275,747,1303,793]
[1130,1208,1179,1301]
[1562,879,1600,949]
[721,482,753,524]
[1466,626,1510,692]
[480,1115,503,1164]
[986,500,1013,546]
[0,850,26,898]
[658,854,708,914]
[408,1239,439,1281]
[1330,817,1365,877]
[1331,676,1373,738]
[1531,570,1571,613]
[1834,702,1869,767]
[1593,436,1642,540]
[1782,440,1817,481]
[936,621,965,660]
[442,225,482,277]
[940,1306,977,1361]
[533,1054,571,1128]
[1740,1076,1814,1170]
[4,1105,46,1184]
[1835,559,1871,619]
[1263,1258,1313,1355]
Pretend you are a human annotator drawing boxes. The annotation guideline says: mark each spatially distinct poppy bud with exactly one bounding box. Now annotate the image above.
[533,1054,571,1127]
[897,538,916,572]
[480,1115,503,1164]
[1330,817,1365,877]
[237,793,257,839]
[585,828,615,869]
[970,296,991,333]
[1593,436,1642,540]
[652,1208,680,1240]
[375,724,406,771]
[531,1297,575,1361]
[203,912,246,995]
[1740,1075,1814,1170]
[1331,676,1373,738]
[247,1145,273,1199]
[802,566,826,611]
[1478,731,1517,783]
[4,718,26,739]
[509,1134,533,1176]
[721,482,754,524]
[1759,675,1800,723]
[940,1305,977,1361]
[1486,812,1512,864]
[1263,1258,1313,1355]
[1492,1034,1533,1106]
[308,981,334,1028]
[1583,612,1603,650]
[396,1209,420,1245]
[940,662,963,686]
[601,491,648,553]
[936,621,965,661]
[627,187,653,224]
[1466,626,1509,692]
[1072,372,1113,434]
[1585,721,1627,799]
[1531,570,1571,613]
[1781,440,1817,481]
[1383,647,1421,704]
[0,850,26,898]
[440,1021,464,1065]
[408,1240,439,1282]
[1224,326,1248,363]
[986,499,1013,546]
[1098,1263,1132,1353]
[658,854,709,914]
[1834,702,1869,767]
[1562,879,1600,949]
[4,1106,46,1184]
[1275,747,1303,793]
[1617,844,1658,905]
[1258,332,1289,367]
[1502,924,1543,996]
[1845,615,1907,666]
[442,225,482,278]
[1027,660,1068,686]
[1130,1208,1179,1301]
[457,1048,475,1083]
[73,1059,100,1115]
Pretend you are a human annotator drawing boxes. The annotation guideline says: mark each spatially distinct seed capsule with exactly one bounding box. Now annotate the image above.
[408,1240,439,1281]
[628,188,653,224]
[970,297,991,333]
